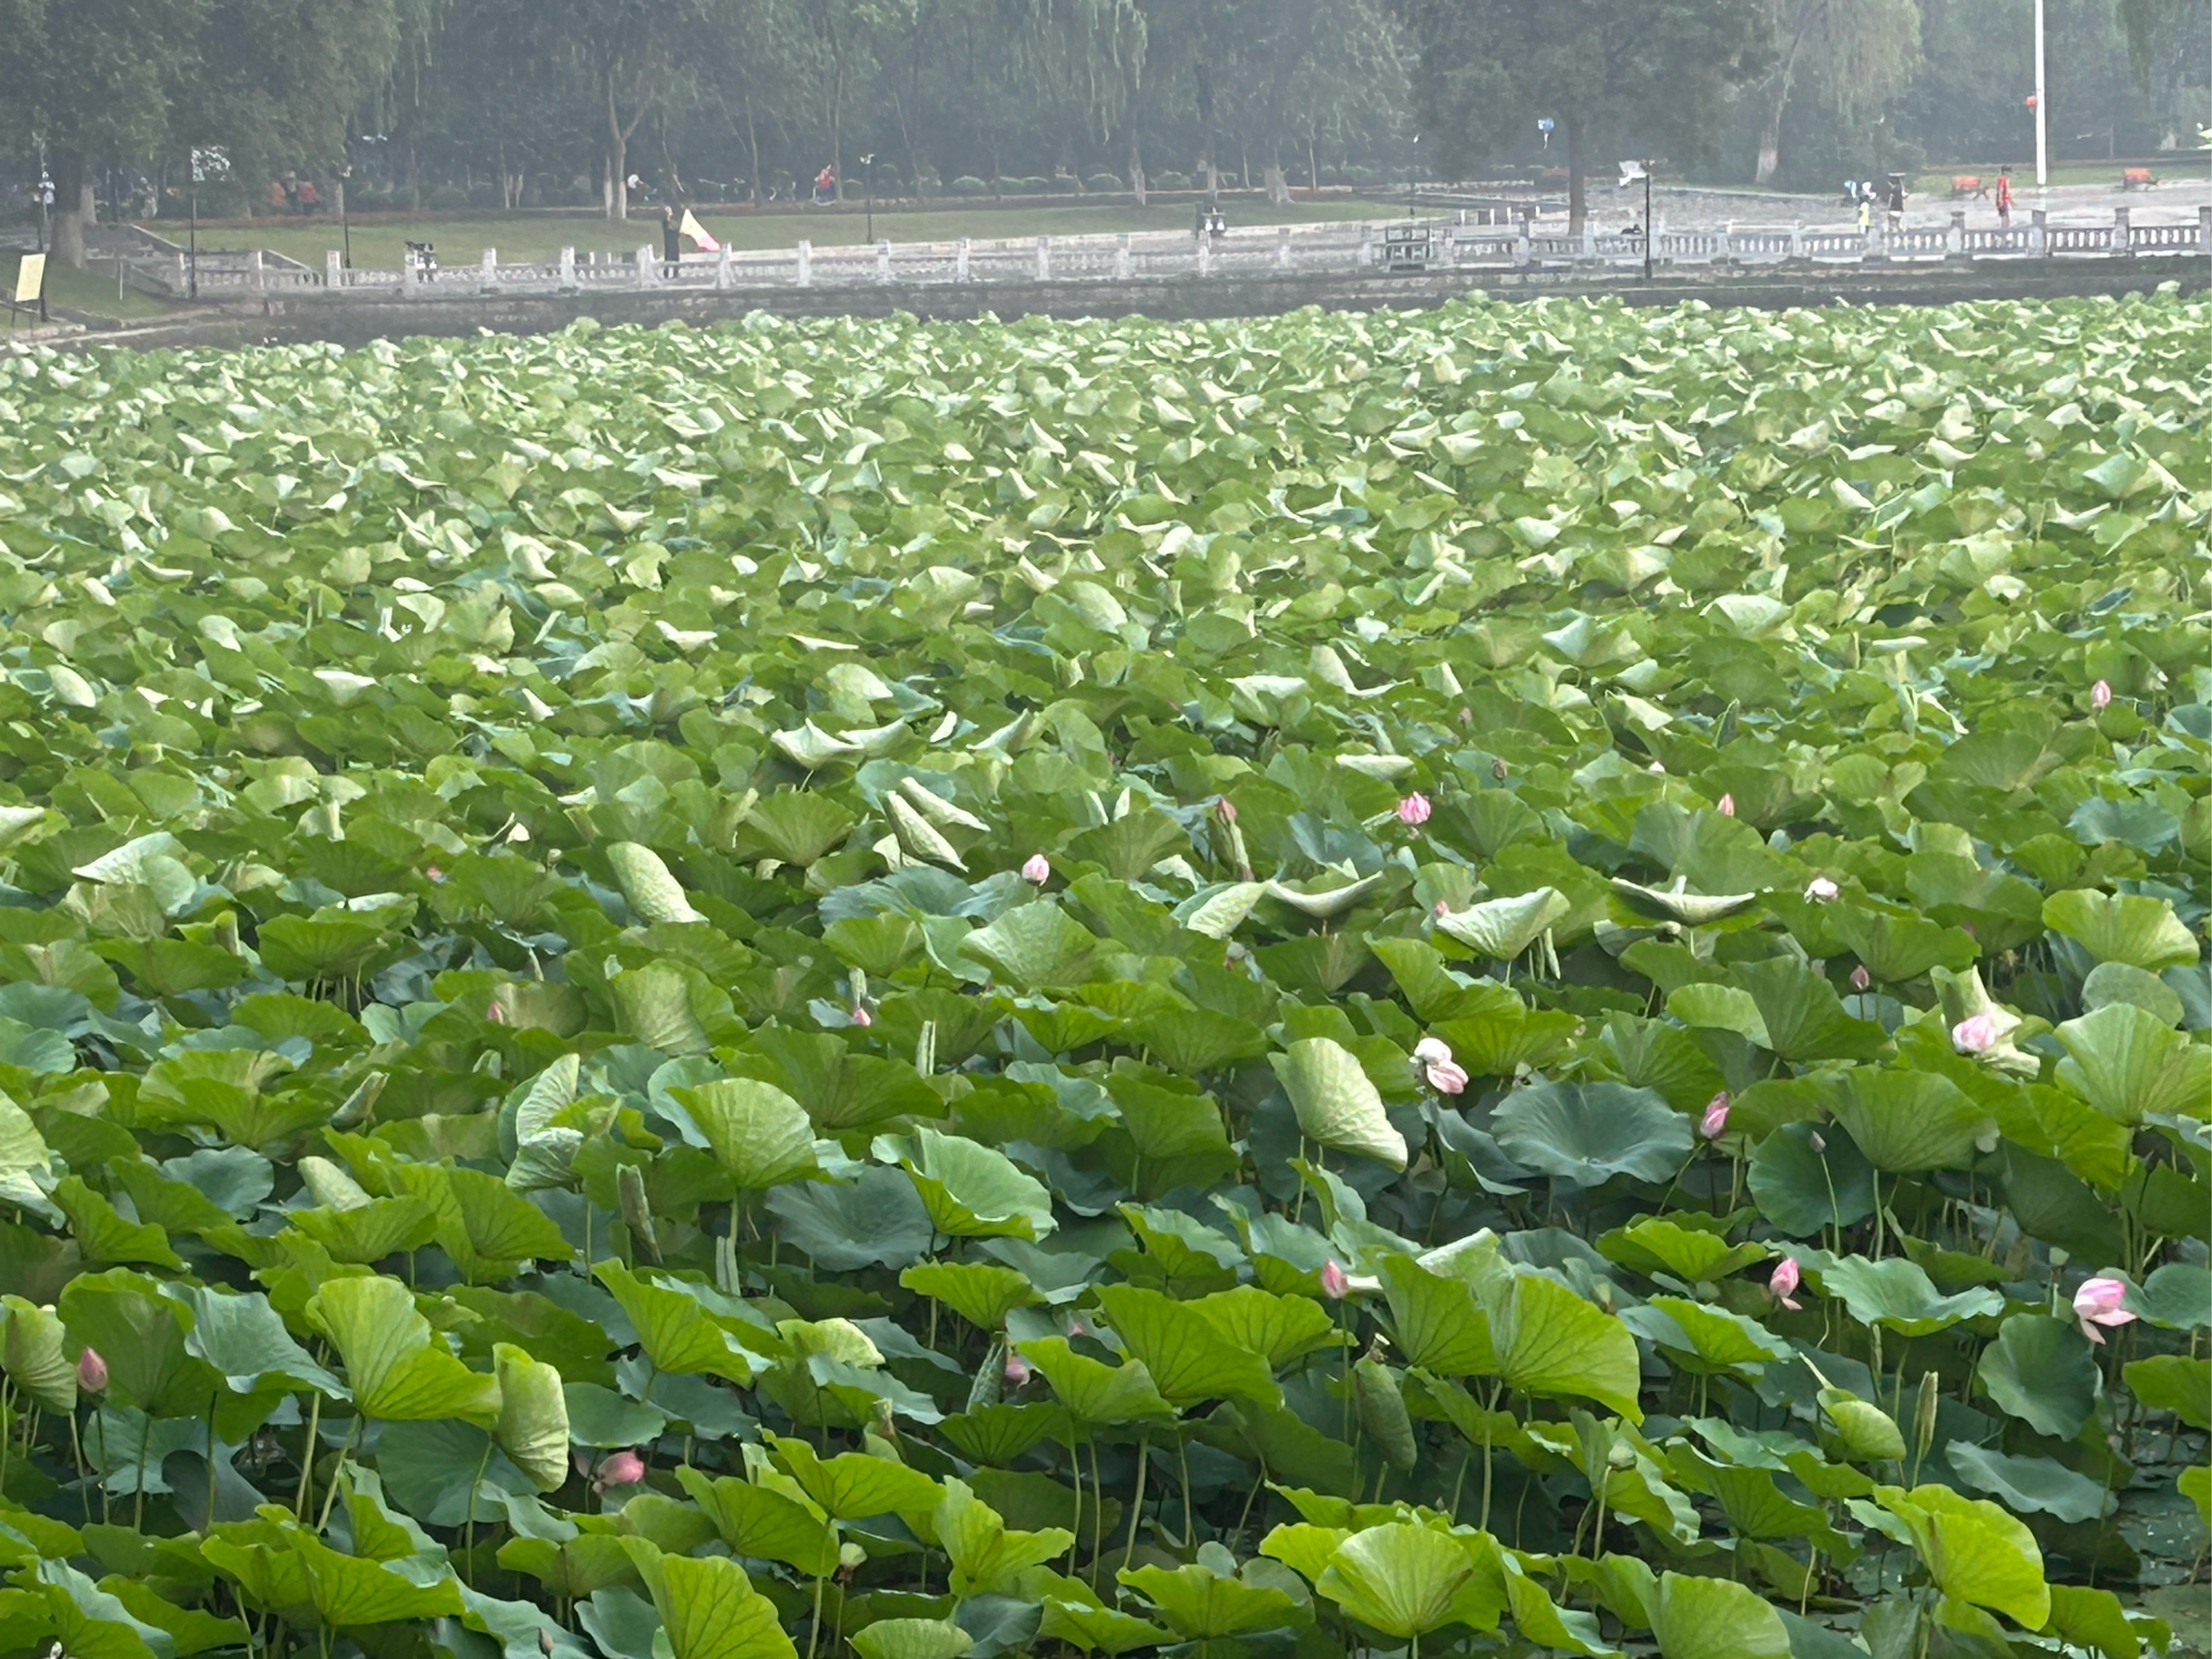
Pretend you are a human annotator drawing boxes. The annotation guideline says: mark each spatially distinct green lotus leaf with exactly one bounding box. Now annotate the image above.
[305,1276,501,1426]
[1826,1068,1992,1173]
[1649,1571,1790,1659]
[1945,1443,2112,1523]
[1095,1284,1281,1409]
[934,1476,1073,1598]
[849,1620,972,1659]
[668,1078,821,1190]
[1491,1082,1691,1187]
[1876,1483,2049,1629]
[1123,1561,1309,1639]
[887,1126,1057,1241]
[1434,888,1569,960]
[1270,1037,1407,1170]
[1978,1315,2101,1438]
[2043,890,2199,972]
[1806,1254,2004,1336]
[621,1540,795,1659]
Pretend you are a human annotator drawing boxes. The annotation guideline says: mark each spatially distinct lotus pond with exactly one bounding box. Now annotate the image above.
[0,291,2203,1659]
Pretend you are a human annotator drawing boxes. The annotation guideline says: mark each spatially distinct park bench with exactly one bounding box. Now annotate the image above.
[2123,168,2156,189]
[1949,176,1986,198]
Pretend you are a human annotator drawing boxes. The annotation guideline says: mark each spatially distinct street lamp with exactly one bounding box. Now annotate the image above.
[861,153,877,242]
[2031,0,2048,188]
[1407,133,1419,216]
[339,163,353,270]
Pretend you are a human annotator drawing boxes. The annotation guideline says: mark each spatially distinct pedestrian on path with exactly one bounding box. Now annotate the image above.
[1995,167,2013,228]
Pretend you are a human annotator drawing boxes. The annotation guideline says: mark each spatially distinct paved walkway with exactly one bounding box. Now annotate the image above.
[1493,175,2212,235]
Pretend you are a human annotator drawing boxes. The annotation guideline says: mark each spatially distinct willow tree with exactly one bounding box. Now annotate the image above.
[1753,0,1920,183]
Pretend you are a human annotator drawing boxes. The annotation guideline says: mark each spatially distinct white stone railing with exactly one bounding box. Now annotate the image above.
[111,205,2210,301]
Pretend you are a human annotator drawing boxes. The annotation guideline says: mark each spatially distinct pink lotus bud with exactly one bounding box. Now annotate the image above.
[1699,1092,1731,1140]
[75,1349,106,1393]
[1020,853,1051,884]
[1068,1320,1087,1337]
[1951,1013,1999,1054]
[1414,1037,1468,1095]
[596,1450,646,1488]
[2090,680,2112,710]
[1396,793,1432,828]
[1715,794,1735,817]
[1213,796,1237,825]
[1850,964,1871,992]
[1432,899,1451,918]
[1003,1352,1033,1387]
[487,1000,506,1023]
[1805,877,1839,902]
[1319,1260,1350,1300]
[2073,1277,2137,1345]
[1769,1258,1802,1311]
[850,1005,873,1028]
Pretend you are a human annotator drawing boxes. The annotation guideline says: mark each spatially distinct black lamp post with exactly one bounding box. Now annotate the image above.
[339,163,352,270]
[861,152,876,242]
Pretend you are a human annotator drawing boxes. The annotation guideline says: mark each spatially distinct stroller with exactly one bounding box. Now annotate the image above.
[404,241,439,278]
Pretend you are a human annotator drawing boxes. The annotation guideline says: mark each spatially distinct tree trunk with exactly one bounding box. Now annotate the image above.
[51,150,90,268]
[745,96,765,206]
[1756,109,1782,184]
[1308,136,1320,195]
[1565,114,1587,235]
[1264,161,1289,205]
[607,79,630,219]
[1129,132,1146,206]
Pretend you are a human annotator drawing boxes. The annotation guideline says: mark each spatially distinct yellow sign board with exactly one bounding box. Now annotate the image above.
[12,255,44,305]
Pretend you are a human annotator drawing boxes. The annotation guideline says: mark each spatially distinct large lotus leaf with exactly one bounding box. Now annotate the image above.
[2122,1355,2211,1429]
[1095,1284,1281,1409]
[1598,1218,1772,1283]
[1808,1255,2004,1336]
[1747,1121,1879,1238]
[850,1620,973,1659]
[289,1527,466,1625]
[959,904,1099,990]
[1826,1068,1992,1173]
[1,1296,77,1410]
[1038,1599,1173,1657]
[591,1262,757,1384]
[2052,1002,2212,1125]
[1977,1316,2100,1438]
[1433,888,1569,960]
[766,1167,934,1272]
[900,1262,1043,1330]
[668,1078,820,1190]
[493,1343,570,1493]
[1728,957,1887,1062]
[1482,1268,1642,1421]
[673,1467,836,1575]
[388,1164,571,1284]
[768,1434,941,1519]
[1828,907,1978,984]
[2043,890,2199,972]
[1649,1571,1790,1659]
[306,1276,501,1426]
[889,1127,1057,1240]
[1629,1297,1792,1377]
[1014,1337,1174,1427]
[1491,1083,1691,1187]
[1945,1443,2112,1524]
[622,1540,796,1659]
[1186,1286,1339,1370]
[1270,1038,1407,1170]
[1877,1483,2049,1629]
[173,1286,348,1397]
[1375,1254,1496,1376]
[934,1477,1073,1598]
[59,1271,215,1418]
[1312,1524,1502,1640]
[1122,1563,1308,1639]
[2132,1263,2212,1330]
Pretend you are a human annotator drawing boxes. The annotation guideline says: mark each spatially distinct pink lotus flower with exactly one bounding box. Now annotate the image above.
[2090,680,2112,711]
[1768,1258,1802,1312]
[596,1450,646,1489]
[1699,1092,1731,1140]
[1319,1260,1350,1301]
[2073,1277,2137,1345]
[1850,964,1871,992]
[1004,1352,1033,1388]
[1805,877,1840,902]
[75,1349,106,1393]
[850,1005,873,1028]
[1716,794,1736,817]
[1021,854,1051,884]
[1414,1036,1468,1096]
[1213,796,1237,825]
[1951,1013,1999,1054]
[1396,793,1432,828]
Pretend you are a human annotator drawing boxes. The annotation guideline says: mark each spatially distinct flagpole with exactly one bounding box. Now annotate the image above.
[2033,0,2048,189]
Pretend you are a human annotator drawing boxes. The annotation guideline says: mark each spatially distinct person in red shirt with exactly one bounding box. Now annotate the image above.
[1995,167,2014,229]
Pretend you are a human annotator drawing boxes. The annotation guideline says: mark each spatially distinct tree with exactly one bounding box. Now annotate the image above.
[1752,0,1918,182]
[0,0,191,265]
[1393,0,1772,231]
[547,0,733,218]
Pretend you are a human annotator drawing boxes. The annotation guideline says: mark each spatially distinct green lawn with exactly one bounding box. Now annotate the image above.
[2,251,181,323]
[1908,159,2204,194]
[133,197,1403,273]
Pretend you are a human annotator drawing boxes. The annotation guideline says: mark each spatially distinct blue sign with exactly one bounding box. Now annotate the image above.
[1537,119,1555,133]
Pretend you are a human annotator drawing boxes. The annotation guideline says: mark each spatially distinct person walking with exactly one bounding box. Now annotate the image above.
[661,206,682,275]
[1855,183,1872,236]
[1884,174,1905,231]
[1995,166,2014,229]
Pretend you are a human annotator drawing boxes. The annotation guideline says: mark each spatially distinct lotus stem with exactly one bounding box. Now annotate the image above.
[1120,1433,1150,1575]
[296,1389,322,1519]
